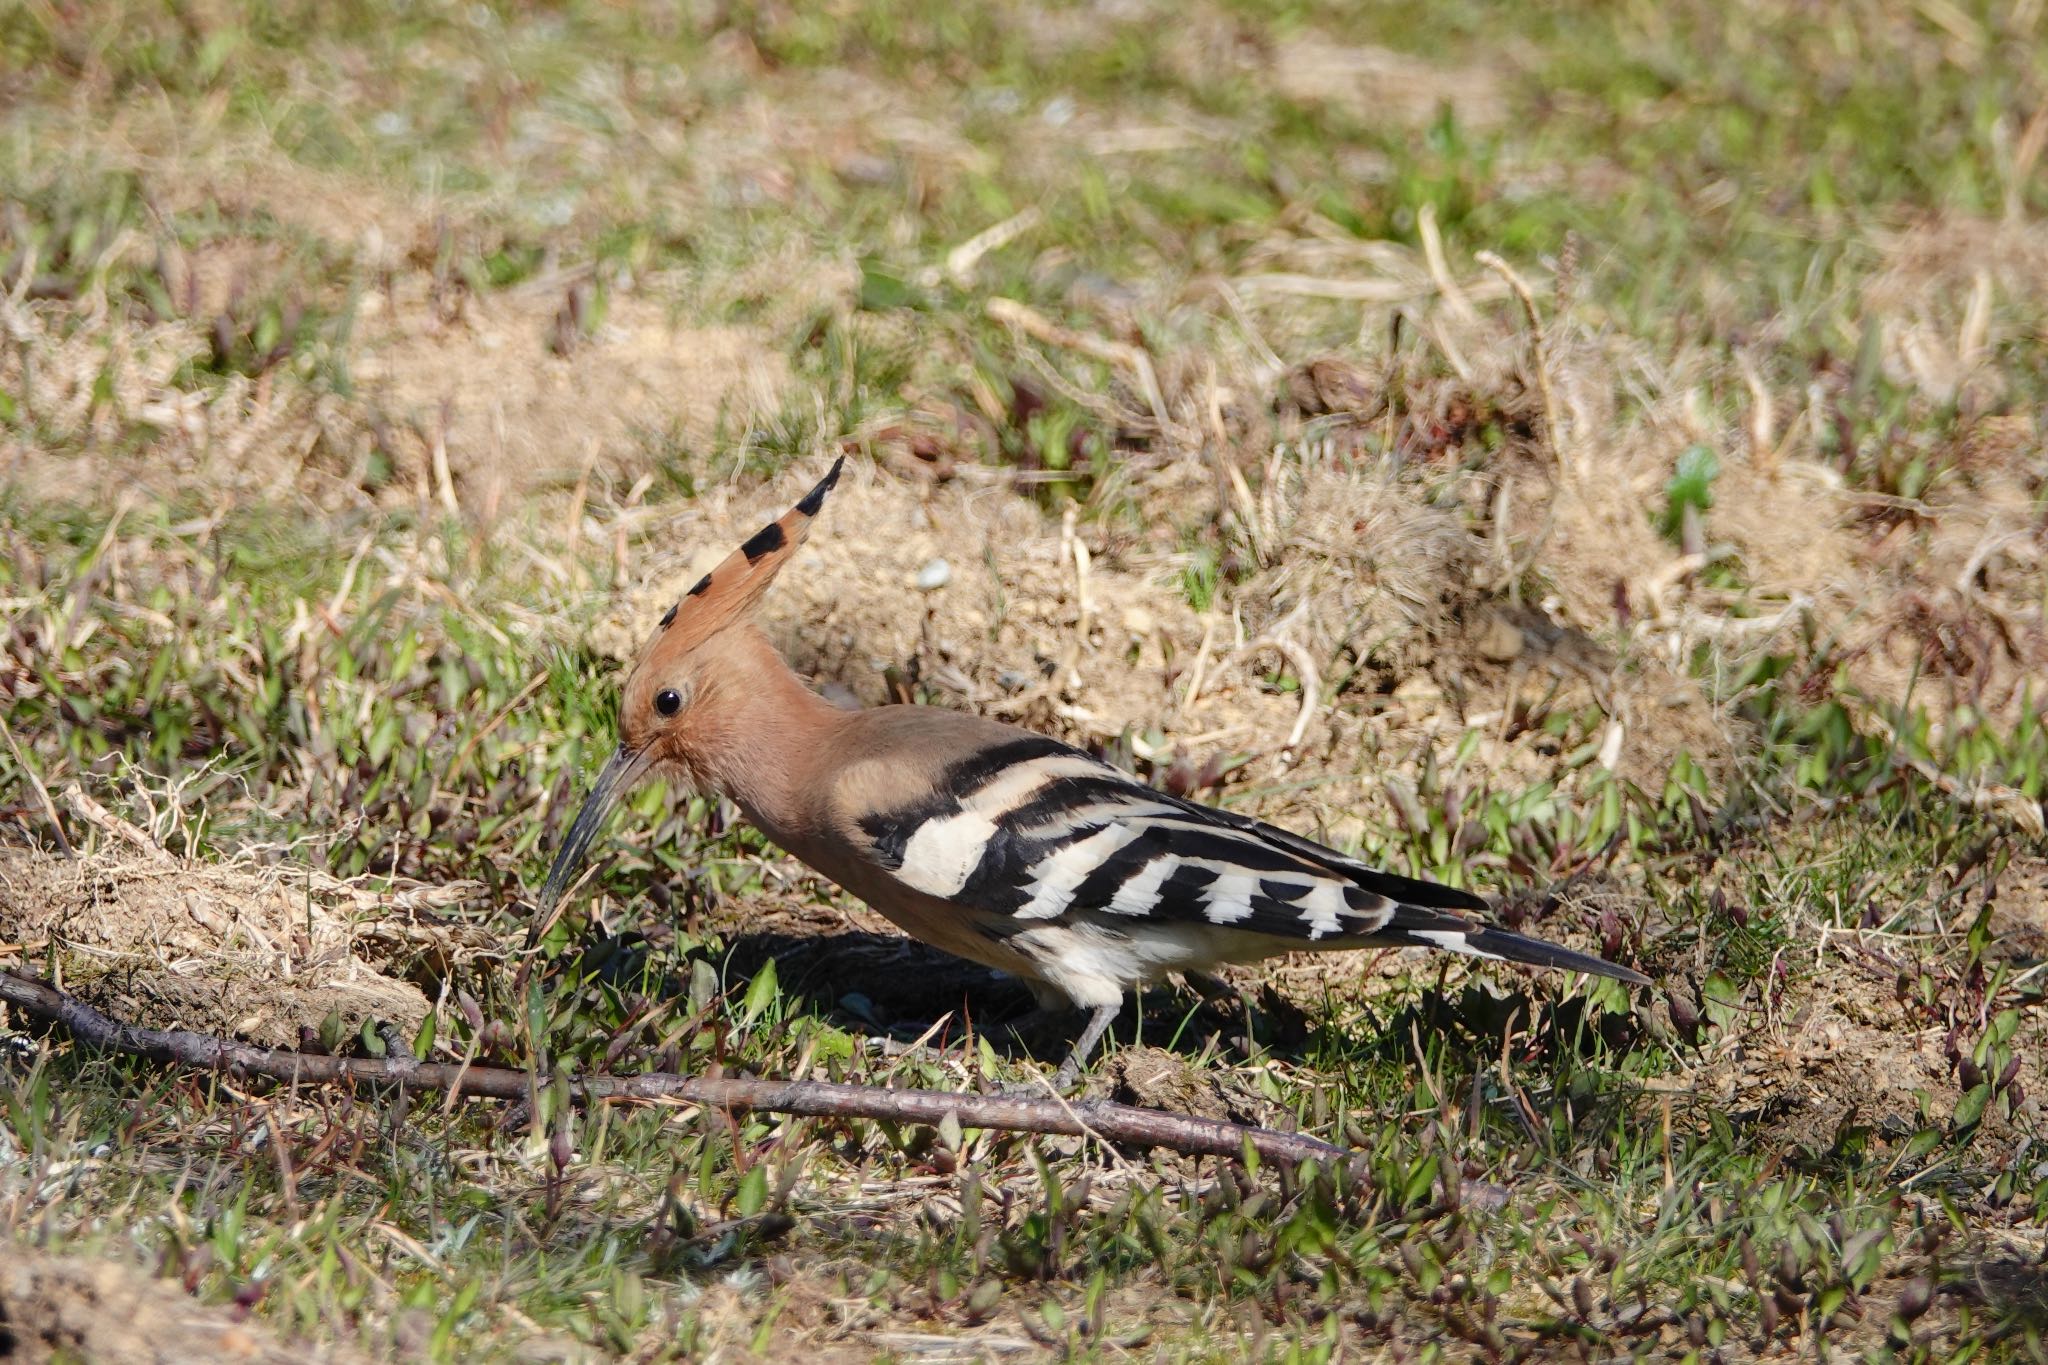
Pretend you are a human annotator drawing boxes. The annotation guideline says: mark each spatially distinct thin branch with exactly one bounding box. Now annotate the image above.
[942,207,1043,287]
[61,784,170,860]
[0,968,1505,1209]
[1417,203,1479,327]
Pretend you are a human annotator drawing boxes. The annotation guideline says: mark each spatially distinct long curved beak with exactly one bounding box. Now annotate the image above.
[536,742,659,932]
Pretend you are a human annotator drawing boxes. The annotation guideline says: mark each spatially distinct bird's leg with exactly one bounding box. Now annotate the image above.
[1049,1001,1122,1094]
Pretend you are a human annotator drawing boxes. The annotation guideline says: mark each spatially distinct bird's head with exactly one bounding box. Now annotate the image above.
[537,458,844,918]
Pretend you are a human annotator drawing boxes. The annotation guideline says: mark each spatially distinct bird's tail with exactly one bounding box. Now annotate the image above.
[1376,905,1651,987]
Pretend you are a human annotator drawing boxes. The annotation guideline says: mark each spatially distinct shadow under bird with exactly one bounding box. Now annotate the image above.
[540,459,1650,1088]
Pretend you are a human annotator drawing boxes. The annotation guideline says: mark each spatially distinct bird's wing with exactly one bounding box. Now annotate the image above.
[854,735,1482,943]
[846,732,1648,984]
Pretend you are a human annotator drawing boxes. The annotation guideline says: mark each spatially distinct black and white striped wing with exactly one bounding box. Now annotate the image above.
[857,737,1496,947]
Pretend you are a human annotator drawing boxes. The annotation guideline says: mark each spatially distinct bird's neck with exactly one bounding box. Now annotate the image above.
[680,625,848,841]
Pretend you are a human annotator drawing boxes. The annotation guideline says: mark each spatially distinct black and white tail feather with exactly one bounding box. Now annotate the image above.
[858,733,1649,989]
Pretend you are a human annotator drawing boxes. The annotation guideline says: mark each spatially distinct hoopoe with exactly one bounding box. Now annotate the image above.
[542,459,1650,1089]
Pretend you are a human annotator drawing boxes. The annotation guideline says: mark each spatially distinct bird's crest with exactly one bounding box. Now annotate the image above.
[645,457,843,653]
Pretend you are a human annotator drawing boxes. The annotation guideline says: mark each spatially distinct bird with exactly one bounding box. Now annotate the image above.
[540,458,1650,1090]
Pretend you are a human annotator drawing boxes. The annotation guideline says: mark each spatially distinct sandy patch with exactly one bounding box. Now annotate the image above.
[1269,36,1508,130]
[351,284,791,506]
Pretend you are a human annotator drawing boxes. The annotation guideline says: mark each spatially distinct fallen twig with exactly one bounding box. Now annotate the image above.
[1417,204,1479,327]
[0,967,1506,1207]
[61,784,166,861]
[941,207,1043,287]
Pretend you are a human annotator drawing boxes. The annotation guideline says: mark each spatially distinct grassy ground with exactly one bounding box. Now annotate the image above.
[3,0,2047,1359]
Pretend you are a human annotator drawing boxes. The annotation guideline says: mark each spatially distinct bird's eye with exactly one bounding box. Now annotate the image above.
[654,688,682,717]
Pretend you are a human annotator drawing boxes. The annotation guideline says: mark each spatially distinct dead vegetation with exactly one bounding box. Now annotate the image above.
[352,285,791,510]
[3,0,2048,1356]
[0,798,492,1048]
[0,1246,375,1365]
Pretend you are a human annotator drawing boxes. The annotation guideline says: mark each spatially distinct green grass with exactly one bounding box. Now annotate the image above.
[5,0,2048,1357]
[9,0,2040,483]
[5,485,2046,1357]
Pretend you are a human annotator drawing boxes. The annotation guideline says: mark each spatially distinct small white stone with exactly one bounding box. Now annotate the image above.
[916,558,952,591]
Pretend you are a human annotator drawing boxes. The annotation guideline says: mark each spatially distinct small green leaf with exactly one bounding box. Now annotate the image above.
[740,958,780,1027]
[1660,444,1721,540]
[1899,1127,1941,1163]
[1701,972,1743,1031]
[196,27,243,83]
[689,959,719,1012]
[857,258,919,311]
[734,1163,769,1217]
[1953,1082,1991,1130]
[1400,1153,1437,1209]
[318,1009,347,1055]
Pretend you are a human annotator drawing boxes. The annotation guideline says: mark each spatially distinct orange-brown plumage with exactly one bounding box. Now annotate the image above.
[617,455,843,750]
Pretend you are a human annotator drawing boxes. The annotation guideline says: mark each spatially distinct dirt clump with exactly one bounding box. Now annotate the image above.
[1684,963,2045,1156]
[0,841,477,1048]
[1098,1046,1259,1126]
[0,1245,374,1365]
[588,457,1731,808]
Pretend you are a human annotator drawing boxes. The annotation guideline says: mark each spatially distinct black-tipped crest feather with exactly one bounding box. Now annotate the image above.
[797,456,844,515]
[648,459,846,644]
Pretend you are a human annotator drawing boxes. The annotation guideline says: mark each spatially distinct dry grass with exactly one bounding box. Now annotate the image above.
[0,809,497,1046]
[1,1245,378,1365]
[3,0,2047,1356]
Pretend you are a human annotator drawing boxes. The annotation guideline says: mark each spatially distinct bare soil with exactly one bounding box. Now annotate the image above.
[0,1246,374,1365]
[590,456,1737,814]
[352,283,791,509]
[1686,965,2039,1156]
[0,843,487,1048]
